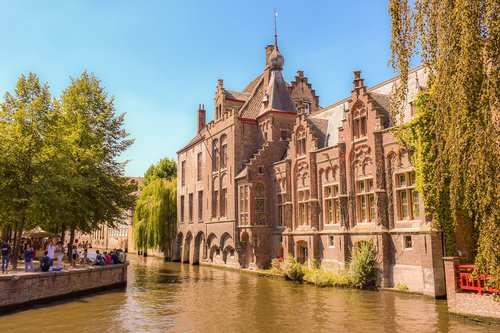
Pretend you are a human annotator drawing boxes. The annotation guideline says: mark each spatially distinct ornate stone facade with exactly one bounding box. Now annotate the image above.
[176,42,445,297]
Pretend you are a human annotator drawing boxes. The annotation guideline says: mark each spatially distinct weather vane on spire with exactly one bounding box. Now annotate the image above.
[274,8,278,48]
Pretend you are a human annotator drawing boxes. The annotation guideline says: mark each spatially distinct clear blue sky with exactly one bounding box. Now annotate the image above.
[0,1,411,176]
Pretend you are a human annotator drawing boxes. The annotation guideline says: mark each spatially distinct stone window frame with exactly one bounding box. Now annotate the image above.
[180,195,185,223]
[275,178,286,227]
[188,193,194,223]
[324,184,340,225]
[297,189,311,226]
[328,235,335,248]
[212,139,219,172]
[220,174,227,218]
[352,103,367,140]
[356,178,375,223]
[403,235,413,250]
[220,134,228,170]
[212,176,219,218]
[395,171,420,221]
[197,190,203,222]
[181,160,186,187]
[296,126,307,156]
[197,152,202,182]
[239,185,250,226]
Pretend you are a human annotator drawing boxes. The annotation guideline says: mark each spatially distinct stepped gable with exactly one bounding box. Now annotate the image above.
[289,70,320,111]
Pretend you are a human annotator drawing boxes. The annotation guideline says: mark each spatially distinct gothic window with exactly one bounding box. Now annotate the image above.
[276,179,286,227]
[181,160,186,186]
[396,171,420,220]
[239,185,250,225]
[324,184,340,224]
[220,175,227,217]
[197,152,202,181]
[212,176,219,218]
[180,195,185,223]
[353,103,367,139]
[298,189,311,225]
[220,134,227,169]
[188,193,193,222]
[198,190,203,221]
[296,127,307,156]
[212,139,219,172]
[356,178,375,222]
[255,182,266,225]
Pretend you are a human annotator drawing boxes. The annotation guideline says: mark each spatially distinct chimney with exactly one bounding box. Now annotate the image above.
[265,44,275,67]
[197,104,206,133]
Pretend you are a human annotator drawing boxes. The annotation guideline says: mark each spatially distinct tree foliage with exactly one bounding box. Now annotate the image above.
[389,0,499,280]
[0,73,59,268]
[134,178,177,259]
[143,157,177,186]
[0,71,135,265]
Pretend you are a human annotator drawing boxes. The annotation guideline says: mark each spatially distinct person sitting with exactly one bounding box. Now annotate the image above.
[39,251,51,272]
[110,250,120,264]
[94,250,106,266]
[118,249,126,264]
[104,251,111,265]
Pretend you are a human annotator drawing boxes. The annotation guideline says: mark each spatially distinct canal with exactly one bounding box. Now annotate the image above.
[1,255,497,332]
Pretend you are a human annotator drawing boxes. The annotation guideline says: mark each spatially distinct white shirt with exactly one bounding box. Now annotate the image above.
[47,245,56,259]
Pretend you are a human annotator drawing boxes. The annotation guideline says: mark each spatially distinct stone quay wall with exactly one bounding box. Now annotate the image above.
[0,264,128,312]
[443,257,500,322]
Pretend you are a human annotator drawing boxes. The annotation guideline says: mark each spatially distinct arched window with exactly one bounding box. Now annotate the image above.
[353,103,367,139]
[212,176,219,218]
[296,127,306,156]
[220,134,227,169]
[212,139,219,172]
[220,174,227,217]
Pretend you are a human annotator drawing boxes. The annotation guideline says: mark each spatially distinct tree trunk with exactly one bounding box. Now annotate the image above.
[60,224,66,244]
[68,227,75,266]
[11,211,26,270]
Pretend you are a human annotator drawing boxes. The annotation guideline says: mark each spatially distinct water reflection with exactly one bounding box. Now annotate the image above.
[1,255,497,333]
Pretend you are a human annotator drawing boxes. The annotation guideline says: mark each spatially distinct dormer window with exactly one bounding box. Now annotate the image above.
[296,127,306,156]
[353,103,367,139]
[304,102,310,115]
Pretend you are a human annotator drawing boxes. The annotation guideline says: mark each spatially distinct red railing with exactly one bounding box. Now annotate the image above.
[456,265,498,295]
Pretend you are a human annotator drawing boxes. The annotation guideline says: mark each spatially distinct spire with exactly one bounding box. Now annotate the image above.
[274,8,278,49]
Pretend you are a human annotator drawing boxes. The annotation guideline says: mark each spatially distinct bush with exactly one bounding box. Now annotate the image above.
[348,241,377,288]
[281,257,306,282]
[304,267,350,287]
[396,283,409,292]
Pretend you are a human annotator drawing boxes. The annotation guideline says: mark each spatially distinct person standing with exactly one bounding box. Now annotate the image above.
[71,245,77,268]
[56,242,64,268]
[24,244,34,272]
[47,241,56,267]
[1,240,12,274]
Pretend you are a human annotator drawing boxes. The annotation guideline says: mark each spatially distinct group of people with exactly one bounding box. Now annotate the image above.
[95,249,126,266]
[1,237,126,273]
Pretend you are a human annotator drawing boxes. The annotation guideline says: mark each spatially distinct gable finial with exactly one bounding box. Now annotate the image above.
[274,8,279,49]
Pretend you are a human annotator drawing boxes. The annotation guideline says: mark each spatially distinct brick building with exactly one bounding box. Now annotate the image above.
[176,41,445,297]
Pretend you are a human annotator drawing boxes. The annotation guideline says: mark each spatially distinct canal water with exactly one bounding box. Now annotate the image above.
[1,255,497,333]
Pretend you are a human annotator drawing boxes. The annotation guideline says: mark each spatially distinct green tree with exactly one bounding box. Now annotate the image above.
[0,73,59,269]
[143,157,177,185]
[134,178,177,260]
[58,71,135,261]
[389,0,499,280]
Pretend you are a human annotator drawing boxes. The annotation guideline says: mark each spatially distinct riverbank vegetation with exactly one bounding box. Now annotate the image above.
[133,158,177,260]
[389,0,499,283]
[269,241,377,289]
[0,72,134,269]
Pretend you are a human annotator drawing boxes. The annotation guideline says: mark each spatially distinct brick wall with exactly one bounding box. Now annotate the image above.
[443,257,500,321]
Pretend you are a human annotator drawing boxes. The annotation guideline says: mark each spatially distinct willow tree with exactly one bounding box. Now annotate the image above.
[134,178,177,260]
[389,0,499,280]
